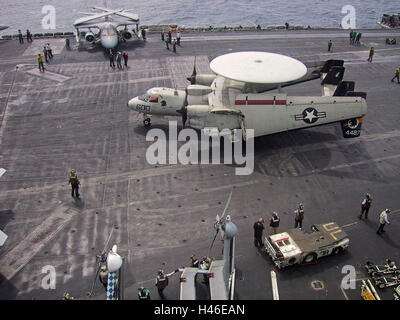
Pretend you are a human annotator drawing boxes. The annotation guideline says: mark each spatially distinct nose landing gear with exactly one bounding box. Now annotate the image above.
[142,114,151,127]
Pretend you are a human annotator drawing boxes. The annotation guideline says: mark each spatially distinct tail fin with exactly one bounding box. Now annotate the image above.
[335,81,367,138]
[333,81,355,96]
[321,59,344,73]
[321,66,345,96]
[341,117,364,138]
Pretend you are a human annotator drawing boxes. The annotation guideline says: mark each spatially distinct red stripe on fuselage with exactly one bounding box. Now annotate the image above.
[235,100,287,105]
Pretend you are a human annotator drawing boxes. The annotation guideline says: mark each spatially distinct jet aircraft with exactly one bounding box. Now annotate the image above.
[73,6,140,49]
[127,52,367,140]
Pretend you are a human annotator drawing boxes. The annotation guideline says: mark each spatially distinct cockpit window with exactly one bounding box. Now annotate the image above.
[149,96,158,103]
[101,26,117,37]
[138,94,151,102]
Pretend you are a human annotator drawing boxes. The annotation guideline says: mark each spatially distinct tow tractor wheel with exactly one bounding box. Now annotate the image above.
[332,247,343,255]
[303,252,317,264]
[143,118,151,127]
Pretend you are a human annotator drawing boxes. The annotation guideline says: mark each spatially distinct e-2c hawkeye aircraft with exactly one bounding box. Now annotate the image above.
[73,6,139,49]
[127,52,367,140]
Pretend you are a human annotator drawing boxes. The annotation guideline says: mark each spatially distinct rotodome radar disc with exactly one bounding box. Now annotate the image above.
[210,51,307,84]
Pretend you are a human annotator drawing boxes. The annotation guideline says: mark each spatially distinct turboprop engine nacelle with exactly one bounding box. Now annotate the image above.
[187,105,240,131]
[192,74,217,86]
[122,30,133,40]
[85,32,95,42]
[187,85,212,105]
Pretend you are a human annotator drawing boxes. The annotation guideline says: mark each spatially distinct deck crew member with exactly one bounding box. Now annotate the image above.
[172,38,177,53]
[26,29,32,42]
[190,254,199,268]
[376,209,390,235]
[200,256,212,283]
[138,286,151,300]
[165,34,170,50]
[68,169,80,198]
[43,46,49,63]
[328,40,332,52]
[99,265,108,290]
[270,212,280,235]
[155,269,168,299]
[253,217,265,247]
[359,193,372,219]
[109,51,115,69]
[37,54,45,72]
[18,29,23,44]
[391,66,400,83]
[294,203,305,229]
[122,51,128,68]
[367,47,375,62]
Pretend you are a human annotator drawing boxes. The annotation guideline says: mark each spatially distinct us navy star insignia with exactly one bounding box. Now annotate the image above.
[295,107,326,124]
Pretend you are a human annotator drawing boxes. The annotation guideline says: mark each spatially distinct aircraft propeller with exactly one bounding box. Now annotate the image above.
[186,57,197,85]
[88,228,114,297]
[177,88,188,127]
[208,190,233,257]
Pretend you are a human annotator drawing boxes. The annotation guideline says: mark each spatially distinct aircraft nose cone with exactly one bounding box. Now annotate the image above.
[127,98,136,110]
[101,35,118,49]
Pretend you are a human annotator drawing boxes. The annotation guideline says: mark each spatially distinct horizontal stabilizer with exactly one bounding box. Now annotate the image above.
[321,66,345,85]
[341,117,363,138]
[333,81,355,96]
[321,60,344,73]
[345,91,367,100]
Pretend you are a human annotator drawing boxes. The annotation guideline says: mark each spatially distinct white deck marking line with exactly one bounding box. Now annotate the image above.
[25,68,71,82]
[0,205,78,280]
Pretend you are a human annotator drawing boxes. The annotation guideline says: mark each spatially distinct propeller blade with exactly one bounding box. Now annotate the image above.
[186,57,197,84]
[208,229,220,257]
[177,88,188,127]
[88,261,103,297]
[102,228,114,255]
[88,228,114,297]
[220,190,233,221]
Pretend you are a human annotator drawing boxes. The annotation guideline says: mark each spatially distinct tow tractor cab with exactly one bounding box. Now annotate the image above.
[127,87,186,125]
[264,222,349,269]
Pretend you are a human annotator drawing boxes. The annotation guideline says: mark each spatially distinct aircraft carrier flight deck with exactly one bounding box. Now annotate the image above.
[0,28,399,300]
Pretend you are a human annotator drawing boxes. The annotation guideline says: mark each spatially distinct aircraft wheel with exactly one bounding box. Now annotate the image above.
[143,118,151,127]
[303,252,317,264]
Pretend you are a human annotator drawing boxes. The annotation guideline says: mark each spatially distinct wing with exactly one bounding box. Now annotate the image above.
[208,75,244,113]
[73,9,123,27]
[114,11,139,22]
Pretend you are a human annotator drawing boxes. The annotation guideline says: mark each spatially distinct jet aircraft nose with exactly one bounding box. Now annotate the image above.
[101,35,118,49]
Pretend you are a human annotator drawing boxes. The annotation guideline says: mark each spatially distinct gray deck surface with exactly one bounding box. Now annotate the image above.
[0,28,399,300]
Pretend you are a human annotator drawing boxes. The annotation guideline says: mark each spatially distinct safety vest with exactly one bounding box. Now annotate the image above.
[362,198,372,208]
[156,275,168,289]
[270,216,280,227]
[138,289,150,299]
[37,55,43,63]
[295,209,304,220]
